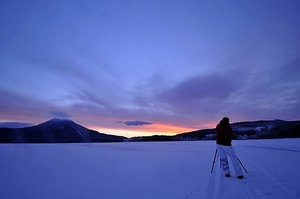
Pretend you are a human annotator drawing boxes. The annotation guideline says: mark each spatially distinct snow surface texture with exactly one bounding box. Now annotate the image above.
[1,139,300,199]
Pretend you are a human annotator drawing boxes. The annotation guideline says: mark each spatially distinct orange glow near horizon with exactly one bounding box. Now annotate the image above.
[89,122,216,138]
[90,124,191,138]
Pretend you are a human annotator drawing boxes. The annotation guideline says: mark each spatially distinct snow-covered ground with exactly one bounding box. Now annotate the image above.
[1,139,300,199]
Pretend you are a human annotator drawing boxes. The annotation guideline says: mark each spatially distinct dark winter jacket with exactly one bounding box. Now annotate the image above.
[216,118,234,146]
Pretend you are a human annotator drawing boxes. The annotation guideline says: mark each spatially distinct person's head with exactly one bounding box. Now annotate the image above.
[221,117,230,124]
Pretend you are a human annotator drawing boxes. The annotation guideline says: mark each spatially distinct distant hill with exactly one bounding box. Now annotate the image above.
[0,122,33,128]
[127,119,300,142]
[175,119,300,141]
[0,118,126,143]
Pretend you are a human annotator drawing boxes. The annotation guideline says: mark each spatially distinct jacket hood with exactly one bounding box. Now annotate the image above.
[220,117,230,125]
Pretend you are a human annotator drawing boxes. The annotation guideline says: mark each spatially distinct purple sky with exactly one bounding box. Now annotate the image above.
[1,0,300,137]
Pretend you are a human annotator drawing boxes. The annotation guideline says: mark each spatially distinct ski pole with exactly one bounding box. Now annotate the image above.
[210,149,218,173]
[237,157,248,173]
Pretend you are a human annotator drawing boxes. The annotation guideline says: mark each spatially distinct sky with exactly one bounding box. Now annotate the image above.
[1,0,300,138]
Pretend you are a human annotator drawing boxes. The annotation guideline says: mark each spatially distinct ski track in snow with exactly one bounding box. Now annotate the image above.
[240,147,300,198]
[243,145,300,153]
[205,140,300,199]
[205,158,260,199]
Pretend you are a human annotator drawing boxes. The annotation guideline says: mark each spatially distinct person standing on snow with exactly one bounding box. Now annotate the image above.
[216,117,244,179]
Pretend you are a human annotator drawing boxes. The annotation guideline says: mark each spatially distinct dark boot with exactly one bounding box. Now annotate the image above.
[238,175,244,179]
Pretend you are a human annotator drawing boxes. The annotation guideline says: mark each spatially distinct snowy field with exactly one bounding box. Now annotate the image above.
[1,139,300,199]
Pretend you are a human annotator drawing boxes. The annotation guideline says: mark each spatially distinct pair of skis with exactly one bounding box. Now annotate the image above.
[210,149,248,174]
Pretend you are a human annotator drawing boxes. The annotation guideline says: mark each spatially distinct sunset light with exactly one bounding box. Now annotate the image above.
[1,0,299,137]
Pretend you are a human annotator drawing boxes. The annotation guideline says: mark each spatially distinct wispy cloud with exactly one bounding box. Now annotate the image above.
[116,120,153,126]
[49,111,72,119]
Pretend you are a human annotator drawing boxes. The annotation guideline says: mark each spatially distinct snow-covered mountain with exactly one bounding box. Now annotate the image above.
[0,118,126,143]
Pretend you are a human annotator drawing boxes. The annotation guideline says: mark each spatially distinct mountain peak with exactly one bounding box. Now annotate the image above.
[50,118,73,122]
[42,118,74,125]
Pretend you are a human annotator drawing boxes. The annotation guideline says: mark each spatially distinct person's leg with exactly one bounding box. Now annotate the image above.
[222,146,243,176]
[217,145,230,175]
